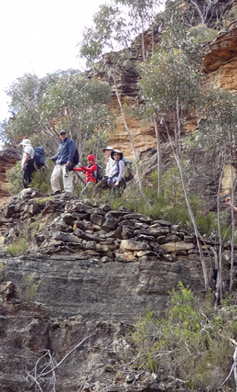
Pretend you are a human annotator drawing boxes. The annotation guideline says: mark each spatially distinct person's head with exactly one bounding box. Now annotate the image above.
[20,139,31,147]
[59,130,67,141]
[87,154,95,165]
[102,146,114,159]
[111,149,123,162]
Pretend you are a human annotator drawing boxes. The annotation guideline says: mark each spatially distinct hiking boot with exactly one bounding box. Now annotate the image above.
[50,190,61,196]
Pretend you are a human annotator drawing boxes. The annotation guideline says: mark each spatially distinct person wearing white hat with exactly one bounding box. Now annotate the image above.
[94,145,116,194]
[19,138,35,188]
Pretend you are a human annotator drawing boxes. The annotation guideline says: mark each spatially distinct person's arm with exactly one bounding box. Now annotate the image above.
[82,164,97,175]
[73,165,85,172]
[21,153,30,170]
[51,154,58,162]
[226,198,237,212]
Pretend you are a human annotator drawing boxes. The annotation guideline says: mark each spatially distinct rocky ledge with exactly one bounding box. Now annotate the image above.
[0,188,232,392]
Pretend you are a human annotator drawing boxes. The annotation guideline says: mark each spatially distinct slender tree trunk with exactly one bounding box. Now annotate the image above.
[154,117,162,196]
[230,164,236,292]
[216,156,226,303]
[165,118,209,290]
[112,74,150,206]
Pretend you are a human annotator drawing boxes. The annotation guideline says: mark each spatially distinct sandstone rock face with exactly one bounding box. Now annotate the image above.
[0,147,19,208]
[0,189,224,391]
[204,23,237,89]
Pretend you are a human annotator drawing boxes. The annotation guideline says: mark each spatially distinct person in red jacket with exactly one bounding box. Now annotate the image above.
[73,154,97,198]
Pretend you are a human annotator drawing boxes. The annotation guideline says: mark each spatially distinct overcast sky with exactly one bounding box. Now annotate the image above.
[0,0,106,121]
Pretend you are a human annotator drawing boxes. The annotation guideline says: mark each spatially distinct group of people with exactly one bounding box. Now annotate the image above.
[20,129,127,198]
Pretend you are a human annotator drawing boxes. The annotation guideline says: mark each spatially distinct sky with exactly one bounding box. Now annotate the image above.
[0,0,106,122]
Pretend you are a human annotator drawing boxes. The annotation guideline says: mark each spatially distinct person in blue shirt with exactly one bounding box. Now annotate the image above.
[50,130,76,195]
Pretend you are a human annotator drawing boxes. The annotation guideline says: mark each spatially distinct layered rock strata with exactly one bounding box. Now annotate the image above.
[0,189,233,391]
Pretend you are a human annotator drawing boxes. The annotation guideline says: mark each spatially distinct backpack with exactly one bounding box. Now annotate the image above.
[67,148,80,171]
[73,148,79,165]
[33,147,45,169]
[122,157,134,182]
[93,164,103,183]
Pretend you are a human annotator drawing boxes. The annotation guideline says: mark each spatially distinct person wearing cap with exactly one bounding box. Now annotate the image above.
[108,149,126,198]
[73,154,97,198]
[50,130,76,195]
[94,146,116,194]
[19,138,36,188]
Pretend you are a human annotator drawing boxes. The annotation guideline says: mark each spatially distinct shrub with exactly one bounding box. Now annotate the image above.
[7,238,29,256]
[6,161,22,194]
[30,159,54,193]
[122,283,236,391]
[19,274,39,301]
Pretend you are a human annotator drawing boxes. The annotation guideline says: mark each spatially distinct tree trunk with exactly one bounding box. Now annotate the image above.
[112,74,150,207]
[154,117,162,196]
[165,118,209,290]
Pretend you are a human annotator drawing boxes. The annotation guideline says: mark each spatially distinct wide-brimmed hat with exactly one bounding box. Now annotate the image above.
[111,149,123,160]
[102,146,114,152]
[20,139,31,146]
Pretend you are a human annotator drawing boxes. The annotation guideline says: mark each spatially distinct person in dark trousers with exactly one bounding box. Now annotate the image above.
[50,130,76,195]
[20,138,35,188]
[94,146,115,194]
[73,154,97,198]
[108,149,126,198]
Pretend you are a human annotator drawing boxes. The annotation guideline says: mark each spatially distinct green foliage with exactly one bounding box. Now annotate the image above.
[123,283,235,391]
[80,4,131,68]
[6,161,22,195]
[30,160,53,194]
[7,238,29,256]
[188,24,217,44]
[0,71,114,165]
[19,274,39,301]
[7,159,53,195]
[222,5,237,27]
[0,262,6,282]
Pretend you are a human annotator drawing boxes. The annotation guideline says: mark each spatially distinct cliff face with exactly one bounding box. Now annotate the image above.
[1,22,237,199]
[0,188,228,392]
[0,147,19,208]
[1,10,237,392]
[107,22,237,159]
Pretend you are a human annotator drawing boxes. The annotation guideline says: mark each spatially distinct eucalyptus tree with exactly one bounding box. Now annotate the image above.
[115,0,164,60]
[0,70,114,160]
[0,73,55,144]
[138,14,210,288]
[41,70,114,159]
[198,89,237,297]
[79,2,154,204]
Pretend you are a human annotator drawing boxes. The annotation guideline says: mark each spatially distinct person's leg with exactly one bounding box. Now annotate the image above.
[62,164,74,192]
[23,169,28,188]
[22,161,35,188]
[27,160,36,185]
[94,177,109,193]
[111,179,126,198]
[118,178,126,197]
[50,164,63,193]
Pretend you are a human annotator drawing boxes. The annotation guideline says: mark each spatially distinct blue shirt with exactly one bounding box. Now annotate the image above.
[52,137,76,165]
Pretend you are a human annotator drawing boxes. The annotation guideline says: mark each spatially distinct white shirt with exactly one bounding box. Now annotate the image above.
[105,156,116,177]
[21,145,34,168]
